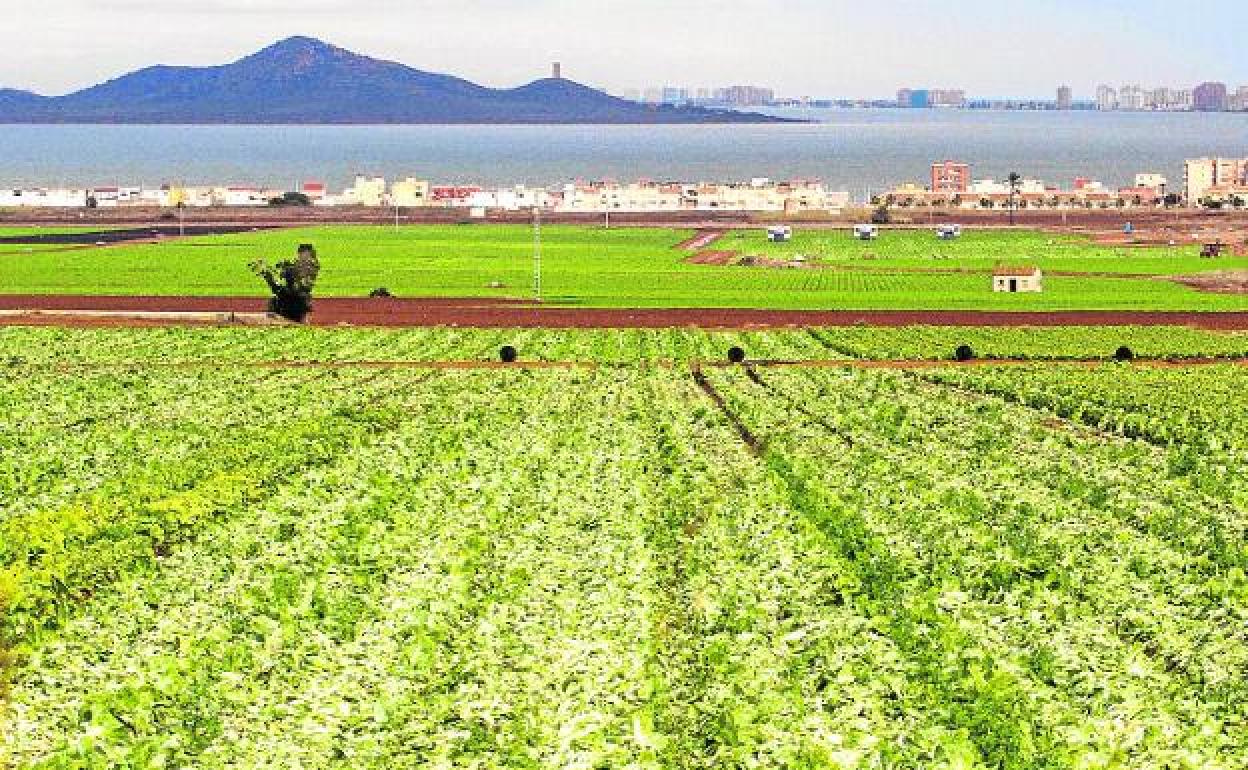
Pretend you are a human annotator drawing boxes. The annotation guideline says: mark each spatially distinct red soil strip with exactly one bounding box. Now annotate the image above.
[4,295,1248,329]
[676,229,726,251]
[686,250,740,265]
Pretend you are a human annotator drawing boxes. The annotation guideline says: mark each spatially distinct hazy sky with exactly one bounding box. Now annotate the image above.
[4,0,1246,99]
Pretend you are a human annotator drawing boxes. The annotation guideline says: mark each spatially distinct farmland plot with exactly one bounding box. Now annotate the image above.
[1,332,1246,769]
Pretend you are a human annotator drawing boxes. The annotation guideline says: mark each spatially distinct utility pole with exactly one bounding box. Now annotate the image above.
[533,206,543,303]
[1006,172,1021,227]
[394,204,400,231]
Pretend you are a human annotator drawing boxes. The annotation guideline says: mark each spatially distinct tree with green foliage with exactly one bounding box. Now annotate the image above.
[250,243,321,322]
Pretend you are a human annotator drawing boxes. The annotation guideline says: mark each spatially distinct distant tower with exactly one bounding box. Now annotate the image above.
[1057,85,1073,110]
[552,62,562,80]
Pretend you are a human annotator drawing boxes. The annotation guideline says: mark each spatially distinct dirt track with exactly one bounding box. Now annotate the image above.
[4,295,1248,329]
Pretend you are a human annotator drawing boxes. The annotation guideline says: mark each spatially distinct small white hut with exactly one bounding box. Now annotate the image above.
[993,266,1044,293]
[853,224,879,240]
[768,225,792,243]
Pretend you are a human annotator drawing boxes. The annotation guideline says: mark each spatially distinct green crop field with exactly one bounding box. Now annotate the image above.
[721,228,1248,276]
[3,324,1248,365]
[0,226,128,237]
[2,224,1245,310]
[1,326,1246,768]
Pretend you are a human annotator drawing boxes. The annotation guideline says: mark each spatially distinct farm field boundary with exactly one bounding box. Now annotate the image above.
[14,357,1248,373]
[5,295,1248,329]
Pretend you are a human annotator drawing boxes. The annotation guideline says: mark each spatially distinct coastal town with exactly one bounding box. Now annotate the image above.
[879,158,1248,210]
[2,157,1245,213]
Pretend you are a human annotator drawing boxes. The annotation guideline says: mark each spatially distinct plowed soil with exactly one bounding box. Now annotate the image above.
[1171,271,1248,295]
[4,295,1248,329]
[676,230,726,251]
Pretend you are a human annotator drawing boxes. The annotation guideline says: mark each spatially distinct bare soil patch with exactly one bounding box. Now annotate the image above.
[675,229,727,251]
[1171,271,1248,295]
[687,250,740,265]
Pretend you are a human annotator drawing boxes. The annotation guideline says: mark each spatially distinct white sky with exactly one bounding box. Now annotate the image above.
[3,0,1246,98]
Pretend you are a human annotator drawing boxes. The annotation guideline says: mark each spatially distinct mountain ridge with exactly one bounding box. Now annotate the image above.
[0,37,793,125]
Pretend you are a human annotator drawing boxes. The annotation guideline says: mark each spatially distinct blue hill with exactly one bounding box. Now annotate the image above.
[0,37,793,125]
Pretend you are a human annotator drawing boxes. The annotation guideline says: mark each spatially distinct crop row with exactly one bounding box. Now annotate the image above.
[809,326,1248,361]
[0,326,837,366]
[3,363,1246,767]
[705,366,1247,766]
[3,370,909,767]
[5,326,1248,366]
[918,364,1248,455]
[0,368,417,652]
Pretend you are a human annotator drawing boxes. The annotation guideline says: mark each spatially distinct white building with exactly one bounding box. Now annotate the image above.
[341,175,387,207]
[1134,173,1169,191]
[1096,85,1118,111]
[993,266,1043,293]
[463,186,552,211]
[969,178,1046,195]
[0,187,89,207]
[555,179,848,214]
[388,178,431,208]
[222,187,270,207]
[1185,158,1248,202]
[1118,85,1146,111]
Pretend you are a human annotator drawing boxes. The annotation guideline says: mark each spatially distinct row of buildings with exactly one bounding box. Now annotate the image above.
[6,161,1244,212]
[616,85,776,108]
[0,177,851,214]
[896,88,968,108]
[883,158,1248,209]
[884,170,1172,210]
[890,84,1245,112]
[1094,83,1248,112]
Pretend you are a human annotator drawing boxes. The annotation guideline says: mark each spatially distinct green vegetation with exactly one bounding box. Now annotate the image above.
[723,227,1248,276]
[810,325,1248,360]
[1,327,1245,767]
[2,225,1246,310]
[3,324,1247,365]
[0,226,126,237]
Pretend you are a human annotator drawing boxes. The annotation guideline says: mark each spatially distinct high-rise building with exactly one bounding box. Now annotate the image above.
[1056,86,1073,110]
[931,161,971,194]
[1118,84,1145,111]
[913,89,931,108]
[1193,82,1228,111]
[1184,157,1248,201]
[1095,85,1118,111]
[929,89,966,107]
[1231,86,1248,111]
[552,62,562,80]
[716,86,774,107]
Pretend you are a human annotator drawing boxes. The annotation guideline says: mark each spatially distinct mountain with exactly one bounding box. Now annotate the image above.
[0,37,792,125]
[0,89,49,109]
